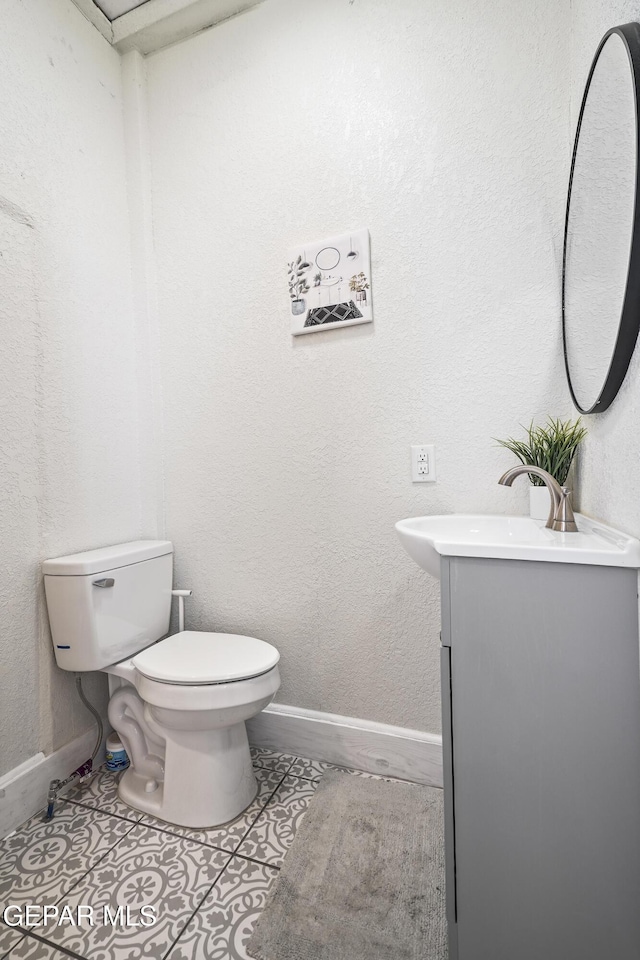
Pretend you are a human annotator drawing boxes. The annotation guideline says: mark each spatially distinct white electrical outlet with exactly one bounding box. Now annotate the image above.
[411,445,436,482]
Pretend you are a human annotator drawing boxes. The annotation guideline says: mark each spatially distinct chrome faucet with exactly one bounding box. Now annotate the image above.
[498,465,579,533]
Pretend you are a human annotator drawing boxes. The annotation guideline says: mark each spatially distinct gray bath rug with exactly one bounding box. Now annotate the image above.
[247,769,447,960]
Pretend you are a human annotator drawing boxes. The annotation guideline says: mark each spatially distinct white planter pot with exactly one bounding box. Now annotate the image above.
[529,484,551,521]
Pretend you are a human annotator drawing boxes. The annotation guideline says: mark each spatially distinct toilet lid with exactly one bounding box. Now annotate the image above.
[132,631,280,685]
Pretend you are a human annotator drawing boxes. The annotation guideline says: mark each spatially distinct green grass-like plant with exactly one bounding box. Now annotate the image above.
[496,417,587,486]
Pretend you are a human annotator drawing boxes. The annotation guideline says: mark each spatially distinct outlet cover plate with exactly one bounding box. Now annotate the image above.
[411,445,436,482]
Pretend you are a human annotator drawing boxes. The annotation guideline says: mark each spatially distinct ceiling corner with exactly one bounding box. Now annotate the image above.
[70,0,114,43]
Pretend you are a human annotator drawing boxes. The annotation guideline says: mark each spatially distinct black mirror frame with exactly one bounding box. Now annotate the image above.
[562,21,640,414]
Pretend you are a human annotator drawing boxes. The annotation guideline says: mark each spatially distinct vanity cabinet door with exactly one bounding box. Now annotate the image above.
[442,556,640,960]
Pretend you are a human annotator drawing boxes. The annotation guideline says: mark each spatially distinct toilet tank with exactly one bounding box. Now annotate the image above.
[43,540,173,672]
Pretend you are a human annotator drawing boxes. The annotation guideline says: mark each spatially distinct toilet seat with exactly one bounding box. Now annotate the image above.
[132,630,280,685]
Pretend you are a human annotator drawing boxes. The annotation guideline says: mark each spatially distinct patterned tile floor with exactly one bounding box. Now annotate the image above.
[0,749,397,960]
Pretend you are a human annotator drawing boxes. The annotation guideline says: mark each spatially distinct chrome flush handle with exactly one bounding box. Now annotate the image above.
[92,578,115,588]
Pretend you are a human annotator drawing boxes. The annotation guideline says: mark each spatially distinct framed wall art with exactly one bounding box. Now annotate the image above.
[288,228,372,336]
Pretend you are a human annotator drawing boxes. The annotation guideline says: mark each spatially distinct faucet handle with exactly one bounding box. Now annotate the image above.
[551,487,579,533]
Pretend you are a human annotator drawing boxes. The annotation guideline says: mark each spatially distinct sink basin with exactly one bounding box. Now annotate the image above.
[395,514,640,578]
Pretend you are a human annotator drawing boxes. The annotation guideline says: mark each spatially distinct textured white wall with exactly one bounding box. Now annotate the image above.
[570,1,640,543]
[145,0,572,733]
[0,0,142,775]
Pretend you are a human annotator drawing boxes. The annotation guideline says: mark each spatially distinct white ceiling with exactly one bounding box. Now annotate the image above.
[93,0,150,20]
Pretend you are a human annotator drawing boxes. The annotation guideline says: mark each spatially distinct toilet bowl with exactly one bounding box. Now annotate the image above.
[106,631,280,827]
[42,540,281,831]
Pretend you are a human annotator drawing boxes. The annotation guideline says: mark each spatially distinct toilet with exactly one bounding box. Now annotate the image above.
[42,540,280,828]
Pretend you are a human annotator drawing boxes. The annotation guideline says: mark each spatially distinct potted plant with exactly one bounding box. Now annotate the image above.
[349,272,369,305]
[496,417,587,520]
[288,256,310,316]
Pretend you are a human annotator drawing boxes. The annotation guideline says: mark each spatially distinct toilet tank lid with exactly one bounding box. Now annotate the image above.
[42,540,173,576]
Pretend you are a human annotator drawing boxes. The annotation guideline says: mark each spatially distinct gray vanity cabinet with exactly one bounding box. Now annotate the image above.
[440,556,640,960]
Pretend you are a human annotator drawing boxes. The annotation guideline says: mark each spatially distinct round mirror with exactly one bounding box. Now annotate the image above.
[563,23,640,414]
[315,247,341,271]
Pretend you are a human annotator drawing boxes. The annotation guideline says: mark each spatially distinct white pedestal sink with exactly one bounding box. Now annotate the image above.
[395,513,640,578]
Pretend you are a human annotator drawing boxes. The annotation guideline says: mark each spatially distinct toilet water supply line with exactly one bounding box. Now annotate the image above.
[172,589,192,633]
[43,675,103,822]
[42,588,192,820]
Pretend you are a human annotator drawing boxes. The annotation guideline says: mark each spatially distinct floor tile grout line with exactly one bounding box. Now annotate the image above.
[232,851,281,871]
[63,797,142,826]
[160,850,235,960]
[252,761,296,777]
[1,923,88,960]
[50,818,140,908]
[0,917,24,960]
[229,768,291,855]
[126,819,240,857]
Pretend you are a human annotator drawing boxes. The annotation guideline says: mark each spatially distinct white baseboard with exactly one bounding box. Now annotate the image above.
[247,704,443,788]
[0,730,106,839]
[0,708,440,838]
